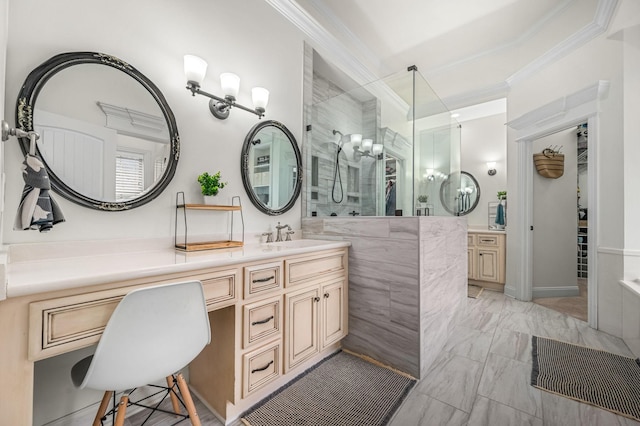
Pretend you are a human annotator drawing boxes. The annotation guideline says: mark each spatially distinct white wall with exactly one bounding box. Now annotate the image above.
[3,0,305,246]
[532,128,578,296]
[0,0,7,246]
[460,113,507,228]
[4,1,308,423]
[505,6,626,335]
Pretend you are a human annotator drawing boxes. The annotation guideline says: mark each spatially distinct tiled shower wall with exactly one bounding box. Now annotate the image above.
[303,43,381,217]
[302,216,467,378]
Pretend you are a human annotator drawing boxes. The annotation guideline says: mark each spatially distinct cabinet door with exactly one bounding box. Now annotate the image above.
[467,248,477,280]
[321,279,347,349]
[477,248,500,282]
[284,287,319,371]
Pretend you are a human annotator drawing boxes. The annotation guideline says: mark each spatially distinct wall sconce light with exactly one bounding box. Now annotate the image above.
[487,161,497,176]
[425,168,435,181]
[184,55,269,120]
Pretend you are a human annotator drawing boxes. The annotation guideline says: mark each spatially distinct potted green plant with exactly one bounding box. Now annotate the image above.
[417,194,429,207]
[197,171,227,204]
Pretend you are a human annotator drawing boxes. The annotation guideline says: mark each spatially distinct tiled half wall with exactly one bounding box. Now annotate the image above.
[302,216,467,378]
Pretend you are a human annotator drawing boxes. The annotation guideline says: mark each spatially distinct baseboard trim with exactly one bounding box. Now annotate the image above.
[532,285,580,298]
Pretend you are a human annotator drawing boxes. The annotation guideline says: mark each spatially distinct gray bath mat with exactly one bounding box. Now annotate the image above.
[241,351,415,426]
[531,336,640,421]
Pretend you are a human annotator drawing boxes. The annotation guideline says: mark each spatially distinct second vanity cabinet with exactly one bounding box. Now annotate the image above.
[284,250,348,372]
[468,231,506,290]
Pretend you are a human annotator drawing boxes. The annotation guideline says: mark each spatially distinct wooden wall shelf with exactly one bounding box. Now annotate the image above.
[175,192,244,251]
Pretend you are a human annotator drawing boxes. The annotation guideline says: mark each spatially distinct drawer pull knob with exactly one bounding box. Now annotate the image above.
[251,360,274,374]
[253,275,275,283]
[314,296,320,302]
[251,315,274,326]
[324,293,330,298]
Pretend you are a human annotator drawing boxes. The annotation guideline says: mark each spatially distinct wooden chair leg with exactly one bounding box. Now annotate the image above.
[114,394,128,426]
[166,375,182,415]
[93,391,113,426]
[175,373,201,426]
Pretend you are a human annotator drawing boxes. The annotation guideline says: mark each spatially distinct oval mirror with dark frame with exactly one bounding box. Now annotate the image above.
[241,120,302,215]
[440,171,481,216]
[15,51,179,211]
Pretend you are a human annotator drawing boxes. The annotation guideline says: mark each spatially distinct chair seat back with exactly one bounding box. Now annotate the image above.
[78,280,210,391]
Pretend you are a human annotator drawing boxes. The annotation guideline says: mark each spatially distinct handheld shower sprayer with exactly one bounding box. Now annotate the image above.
[332,129,344,152]
[331,129,345,204]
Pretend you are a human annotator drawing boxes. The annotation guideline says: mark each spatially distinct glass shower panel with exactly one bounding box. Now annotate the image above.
[307,65,459,217]
[308,70,413,217]
[412,69,460,216]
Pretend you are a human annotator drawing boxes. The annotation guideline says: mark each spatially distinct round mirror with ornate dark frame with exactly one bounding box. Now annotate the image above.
[15,51,180,211]
[440,171,481,216]
[241,120,302,215]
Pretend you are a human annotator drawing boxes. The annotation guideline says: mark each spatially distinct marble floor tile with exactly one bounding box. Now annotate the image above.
[540,391,640,426]
[455,309,501,333]
[577,325,637,357]
[417,351,484,412]
[477,353,543,417]
[463,293,505,314]
[503,296,536,313]
[497,310,537,335]
[489,328,533,363]
[467,396,543,426]
[442,324,494,362]
[140,291,638,426]
[389,390,469,426]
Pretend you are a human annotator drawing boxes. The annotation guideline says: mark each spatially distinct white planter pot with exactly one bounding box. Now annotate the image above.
[203,195,217,205]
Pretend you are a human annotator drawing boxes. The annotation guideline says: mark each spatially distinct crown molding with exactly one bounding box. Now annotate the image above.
[269,0,618,112]
[506,80,609,141]
[426,0,575,78]
[265,0,378,87]
[506,0,618,86]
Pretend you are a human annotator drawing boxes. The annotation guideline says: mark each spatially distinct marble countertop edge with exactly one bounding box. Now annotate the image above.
[4,239,350,299]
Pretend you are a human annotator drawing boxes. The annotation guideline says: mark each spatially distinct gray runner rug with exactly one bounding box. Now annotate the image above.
[241,351,415,426]
[531,336,640,421]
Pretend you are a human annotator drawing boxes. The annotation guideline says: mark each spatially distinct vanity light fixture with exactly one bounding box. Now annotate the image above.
[487,161,497,176]
[353,136,383,160]
[184,55,269,120]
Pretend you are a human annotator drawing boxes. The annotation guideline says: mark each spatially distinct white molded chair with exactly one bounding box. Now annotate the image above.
[71,280,211,426]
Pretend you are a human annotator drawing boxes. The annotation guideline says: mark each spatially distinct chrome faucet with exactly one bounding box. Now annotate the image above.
[262,232,273,243]
[275,222,291,242]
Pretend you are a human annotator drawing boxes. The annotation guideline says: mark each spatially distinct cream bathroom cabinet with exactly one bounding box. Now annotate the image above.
[10,242,348,426]
[284,277,347,371]
[283,250,348,372]
[468,231,506,290]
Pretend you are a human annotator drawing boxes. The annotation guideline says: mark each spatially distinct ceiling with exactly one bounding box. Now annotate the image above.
[274,0,615,111]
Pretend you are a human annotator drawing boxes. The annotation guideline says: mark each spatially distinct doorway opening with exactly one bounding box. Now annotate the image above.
[532,124,588,322]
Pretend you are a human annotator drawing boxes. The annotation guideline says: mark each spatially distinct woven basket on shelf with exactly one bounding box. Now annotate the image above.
[533,149,564,179]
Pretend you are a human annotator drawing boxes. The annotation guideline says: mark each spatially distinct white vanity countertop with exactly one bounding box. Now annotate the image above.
[4,238,350,299]
[468,228,507,234]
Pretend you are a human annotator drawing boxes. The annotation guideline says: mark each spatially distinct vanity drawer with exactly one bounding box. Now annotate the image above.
[244,261,283,299]
[242,340,281,398]
[285,250,347,288]
[201,268,239,309]
[243,296,282,349]
[476,234,499,246]
[28,268,240,361]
